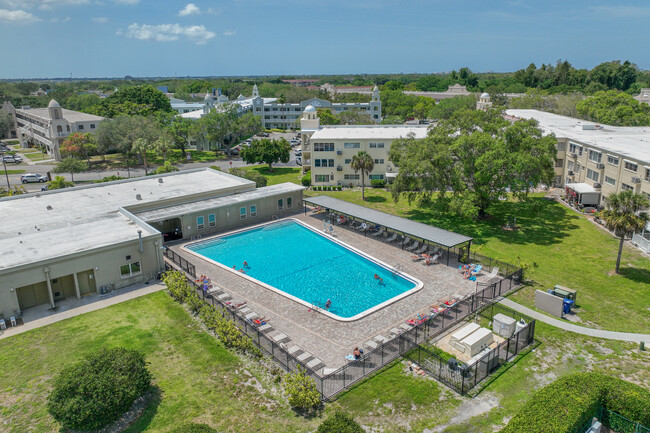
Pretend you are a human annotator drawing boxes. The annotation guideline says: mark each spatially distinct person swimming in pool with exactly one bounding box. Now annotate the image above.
[374,273,383,283]
[325,299,332,310]
[243,260,249,268]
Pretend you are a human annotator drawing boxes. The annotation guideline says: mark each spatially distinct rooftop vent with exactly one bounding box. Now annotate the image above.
[46,205,53,210]
[136,194,142,200]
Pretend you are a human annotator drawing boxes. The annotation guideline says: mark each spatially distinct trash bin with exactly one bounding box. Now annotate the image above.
[563,299,574,314]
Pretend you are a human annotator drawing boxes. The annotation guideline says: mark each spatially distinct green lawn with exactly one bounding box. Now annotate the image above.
[23,152,50,161]
[241,165,303,185]
[0,169,26,175]
[304,188,650,333]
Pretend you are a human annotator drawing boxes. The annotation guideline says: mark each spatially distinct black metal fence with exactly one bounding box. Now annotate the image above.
[165,254,525,400]
[404,303,536,395]
[163,248,196,278]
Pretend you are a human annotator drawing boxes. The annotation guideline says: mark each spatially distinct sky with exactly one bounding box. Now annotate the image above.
[0,0,649,79]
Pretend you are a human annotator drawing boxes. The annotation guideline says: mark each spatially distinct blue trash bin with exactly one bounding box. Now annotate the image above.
[563,299,574,314]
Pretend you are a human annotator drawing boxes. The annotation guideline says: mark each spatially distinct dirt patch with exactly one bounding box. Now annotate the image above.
[426,393,500,432]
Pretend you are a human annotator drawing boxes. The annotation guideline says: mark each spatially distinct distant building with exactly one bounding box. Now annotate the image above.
[476,93,493,111]
[8,100,104,161]
[299,106,428,186]
[0,101,18,139]
[180,85,382,130]
[283,79,320,87]
[635,88,650,105]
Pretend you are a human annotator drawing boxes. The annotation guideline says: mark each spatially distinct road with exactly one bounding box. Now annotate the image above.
[2,132,302,192]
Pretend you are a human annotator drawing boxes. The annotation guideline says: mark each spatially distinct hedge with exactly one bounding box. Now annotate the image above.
[317,411,364,433]
[501,373,650,433]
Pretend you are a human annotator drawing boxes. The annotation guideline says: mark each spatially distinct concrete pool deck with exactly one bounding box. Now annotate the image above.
[168,212,497,370]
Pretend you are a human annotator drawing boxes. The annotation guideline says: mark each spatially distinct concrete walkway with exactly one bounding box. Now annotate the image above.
[499,298,650,344]
[0,283,166,340]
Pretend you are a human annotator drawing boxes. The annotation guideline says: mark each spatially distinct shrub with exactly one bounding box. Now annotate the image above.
[229,167,268,188]
[317,411,363,433]
[163,270,194,303]
[301,172,311,187]
[47,347,151,431]
[283,366,321,411]
[337,186,342,191]
[153,161,179,174]
[501,373,650,433]
[170,423,219,433]
[94,175,127,183]
[371,179,386,188]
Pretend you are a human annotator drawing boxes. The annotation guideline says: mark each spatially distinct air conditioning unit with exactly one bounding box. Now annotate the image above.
[593,183,601,189]
[596,163,605,169]
[568,170,574,176]
[569,152,578,158]
[336,166,343,171]
[336,150,342,155]
[632,176,641,184]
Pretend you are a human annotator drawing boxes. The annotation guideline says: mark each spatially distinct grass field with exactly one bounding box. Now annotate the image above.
[0,169,26,175]
[240,165,303,185]
[304,188,650,333]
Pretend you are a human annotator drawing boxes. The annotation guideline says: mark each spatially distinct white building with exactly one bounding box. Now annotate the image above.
[180,85,382,129]
[299,106,428,186]
[506,109,650,205]
[6,100,104,161]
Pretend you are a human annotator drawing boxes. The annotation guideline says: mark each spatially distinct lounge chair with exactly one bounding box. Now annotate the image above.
[414,244,428,254]
[349,221,360,230]
[306,358,324,370]
[385,233,398,243]
[371,227,385,237]
[411,254,426,262]
[423,253,441,266]
[356,222,368,232]
[406,241,420,252]
[486,267,500,280]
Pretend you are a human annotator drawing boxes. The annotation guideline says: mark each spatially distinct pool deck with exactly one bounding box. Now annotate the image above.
[168,212,496,371]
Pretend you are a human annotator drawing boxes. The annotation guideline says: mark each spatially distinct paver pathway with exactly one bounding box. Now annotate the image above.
[499,298,650,343]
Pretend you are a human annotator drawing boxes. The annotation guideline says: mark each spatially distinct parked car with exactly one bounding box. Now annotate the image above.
[257,132,269,137]
[294,149,302,156]
[2,154,22,163]
[295,156,302,165]
[0,145,10,152]
[290,140,300,146]
[21,173,48,183]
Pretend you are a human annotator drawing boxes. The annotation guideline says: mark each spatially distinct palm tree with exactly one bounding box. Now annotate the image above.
[131,138,151,175]
[152,136,173,164]
[599,190,649,273]
[350,151,374,201]
[48,175,74,190]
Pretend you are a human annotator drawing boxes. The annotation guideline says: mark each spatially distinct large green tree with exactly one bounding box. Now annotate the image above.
[599,191,649,273]
[339,109,374,125]
[350,151,374,201]
[168,117,193,157]
[53,158,88,182]
[195,105,238,155]
[95,115,160,159]
[576,90,650,126]
[240,138,290,171]
[389,108,557,218]
[132,138,152,175]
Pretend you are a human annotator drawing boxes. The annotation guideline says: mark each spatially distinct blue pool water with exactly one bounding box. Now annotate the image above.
[187,220,417,318]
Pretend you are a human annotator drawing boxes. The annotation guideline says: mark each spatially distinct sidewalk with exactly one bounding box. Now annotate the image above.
[499,298,650,343]
[0,283,166,340]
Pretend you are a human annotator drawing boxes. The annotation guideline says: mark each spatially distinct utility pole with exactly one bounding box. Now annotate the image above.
[1,150,10,189]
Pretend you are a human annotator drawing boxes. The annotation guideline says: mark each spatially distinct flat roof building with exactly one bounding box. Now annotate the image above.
[0,168,303,320]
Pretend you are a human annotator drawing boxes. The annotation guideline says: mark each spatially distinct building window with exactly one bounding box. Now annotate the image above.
[90,124,95,129]
[240,207,247,219]
[208,213,216,227]
[607,155,619,165]
[328,159,334,167]
[588,150,602,163]
[567,161,574,171]
[556,142,566,151]
[344,174,360,180]
[313,142,334,151]
[287,197,292,208]
[344,142,360,148]
[575,163,581,172]
[645,168,650,182]
[605,176,616,186]
[621,183,634,191]
[277,199,284,210]
[78,125,84,130]
[345,159,351,164]
[555,159,564,168]
[569,142,583,156]
[120,262,141,278]
[369,142,385,148]
[374,159,385,164]
[369,174,384,180]
[586,169,599,182]
[197,216,205,230]
[624,160,638,172]
[315,174,329,182]
[315,159,321,167]
[250,205,257,217]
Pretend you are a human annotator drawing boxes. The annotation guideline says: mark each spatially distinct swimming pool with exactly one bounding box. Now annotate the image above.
[184,219,423,321]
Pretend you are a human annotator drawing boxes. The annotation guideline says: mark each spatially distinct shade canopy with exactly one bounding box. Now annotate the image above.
[303,195,473,248]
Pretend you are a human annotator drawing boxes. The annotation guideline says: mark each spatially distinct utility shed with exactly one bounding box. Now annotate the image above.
[449,322,480,352]
[493,313,517,338]
[459,327,494,356]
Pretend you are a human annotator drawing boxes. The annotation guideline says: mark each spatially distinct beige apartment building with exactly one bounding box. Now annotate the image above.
[507,110,650,206]
[0,168,303,320]
[299,106,428,186]
[1,99,104,161]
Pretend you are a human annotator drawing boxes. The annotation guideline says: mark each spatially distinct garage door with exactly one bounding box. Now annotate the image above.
[17,282,50,310]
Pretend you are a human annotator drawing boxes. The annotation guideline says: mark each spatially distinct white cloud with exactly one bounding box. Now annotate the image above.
[113,0,138,4]
[223,29,235,36]
[178,3,200,16]
[0,8,41,23]
[124,23,216,45]
[92,16,107,22]
[49,15,70,21]
[0,0,88,9]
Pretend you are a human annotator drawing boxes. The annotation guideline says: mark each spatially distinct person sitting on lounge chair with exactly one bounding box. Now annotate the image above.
[352,347,364,360]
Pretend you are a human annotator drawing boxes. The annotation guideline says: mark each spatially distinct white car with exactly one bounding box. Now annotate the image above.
[2,154,23,163]
[295,156,302,165]
[294,149,302,156]
[21,173,48,183]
